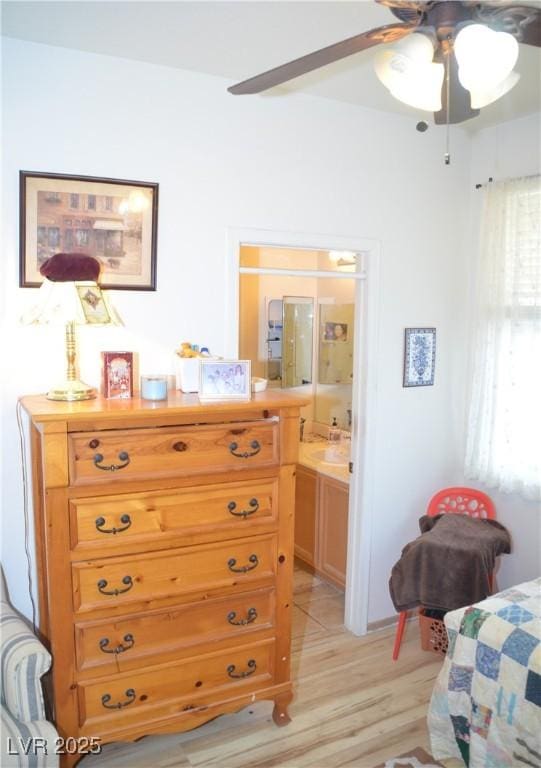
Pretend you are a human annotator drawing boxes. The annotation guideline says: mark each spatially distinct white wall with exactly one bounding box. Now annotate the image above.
[2,38,473,623]
[460,114,541,589]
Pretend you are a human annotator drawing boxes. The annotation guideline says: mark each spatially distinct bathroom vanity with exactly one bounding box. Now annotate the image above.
[294,441,349,589]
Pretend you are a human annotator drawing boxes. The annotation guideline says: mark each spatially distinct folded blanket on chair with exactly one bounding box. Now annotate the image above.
[389,514,511,612]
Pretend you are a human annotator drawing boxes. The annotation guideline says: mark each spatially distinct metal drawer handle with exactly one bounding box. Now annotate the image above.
[93,451,130,472]
[227,607,258,626]
[227,498,259,518]
[97,575,133,596]
[227,554,259,573]
[99,633,135,655]
[95,514,132,534]
[101,688,136,709]
[227,659,257,679]
[228,440,261,459]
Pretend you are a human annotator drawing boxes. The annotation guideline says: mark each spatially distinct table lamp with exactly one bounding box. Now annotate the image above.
[22,252,121,401]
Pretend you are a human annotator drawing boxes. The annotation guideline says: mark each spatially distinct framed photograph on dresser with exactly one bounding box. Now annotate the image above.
[199,360,251,401]
[19,170,159,290]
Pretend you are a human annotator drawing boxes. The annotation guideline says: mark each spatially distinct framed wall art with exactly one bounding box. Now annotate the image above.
[199,360,251,401]
[20,171,159,290]
[403,327,436,387]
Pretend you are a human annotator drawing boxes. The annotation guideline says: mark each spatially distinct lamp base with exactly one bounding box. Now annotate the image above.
[47,379,97,401]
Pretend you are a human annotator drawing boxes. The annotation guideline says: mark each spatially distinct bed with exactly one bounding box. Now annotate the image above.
[427,577,541,767]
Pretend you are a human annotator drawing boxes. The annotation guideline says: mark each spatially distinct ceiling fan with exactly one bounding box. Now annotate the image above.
[228,0,541,126]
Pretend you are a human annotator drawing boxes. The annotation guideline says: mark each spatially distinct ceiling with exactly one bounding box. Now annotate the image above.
[2,1,541,132]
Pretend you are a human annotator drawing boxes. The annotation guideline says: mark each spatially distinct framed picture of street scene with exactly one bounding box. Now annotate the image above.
[19,171,158,290]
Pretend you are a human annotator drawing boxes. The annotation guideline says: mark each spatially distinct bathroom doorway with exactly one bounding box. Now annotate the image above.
[226,228,380,636]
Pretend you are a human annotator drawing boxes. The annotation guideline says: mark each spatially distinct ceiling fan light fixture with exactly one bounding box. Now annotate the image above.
[454,24,519,92]
[374,33,444,112]
[469,69,520,109]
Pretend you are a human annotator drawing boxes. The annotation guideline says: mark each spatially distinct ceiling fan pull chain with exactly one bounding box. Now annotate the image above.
[444,38,451,166]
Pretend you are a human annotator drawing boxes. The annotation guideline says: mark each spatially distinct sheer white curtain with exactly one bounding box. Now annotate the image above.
[465,175,541,501]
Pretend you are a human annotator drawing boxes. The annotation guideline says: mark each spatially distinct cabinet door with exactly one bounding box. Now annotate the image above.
[294,465,317,567]
[317,476,348,589]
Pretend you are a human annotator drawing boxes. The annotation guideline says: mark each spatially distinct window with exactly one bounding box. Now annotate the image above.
[465,176,541,500]
[87,194,96,210]
[47,227,60,247]
[105,196,113,211]
[70,193,79,209]
[75,229,89,246]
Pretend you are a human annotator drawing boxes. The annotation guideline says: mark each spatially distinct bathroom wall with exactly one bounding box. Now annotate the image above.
[3,37,474,624]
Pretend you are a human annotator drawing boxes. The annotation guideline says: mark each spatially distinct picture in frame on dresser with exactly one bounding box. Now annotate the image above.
[20,390,306,767]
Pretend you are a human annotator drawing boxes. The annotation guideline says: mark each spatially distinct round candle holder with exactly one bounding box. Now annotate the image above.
[140,375,168,401]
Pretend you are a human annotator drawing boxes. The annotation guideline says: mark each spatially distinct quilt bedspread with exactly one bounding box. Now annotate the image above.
[428,577,541,767]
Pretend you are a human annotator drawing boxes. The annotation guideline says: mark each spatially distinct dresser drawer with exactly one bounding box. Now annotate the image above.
[68,421,278,485]
[70,478,278,553]
[75,588,275,675]
[72,534,277,613]
[78,639,275,731]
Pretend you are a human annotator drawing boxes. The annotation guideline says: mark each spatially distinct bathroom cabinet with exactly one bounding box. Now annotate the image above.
[20,391,304,768]
[294,468,349,589]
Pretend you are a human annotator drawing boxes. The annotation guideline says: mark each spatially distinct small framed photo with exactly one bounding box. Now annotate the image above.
[101,351,134,399]
[20,170,158,290]
[199,360,251,401]
[323,322,348,342]
[403,328,436,387]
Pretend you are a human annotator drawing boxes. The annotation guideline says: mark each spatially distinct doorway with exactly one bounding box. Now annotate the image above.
[226,227,380,636]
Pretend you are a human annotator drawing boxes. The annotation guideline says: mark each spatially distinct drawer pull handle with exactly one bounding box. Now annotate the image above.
[229,440,261,459]
[227,498,259,518]
[99,634,135,655]
[173,441,188,452]
[227,659,257,679]
[227,607,258,626]
[227,554,259,573]
[95,514,132,534]
[101,688,136,710]
[93,451,130,472]
[97,575,133,596]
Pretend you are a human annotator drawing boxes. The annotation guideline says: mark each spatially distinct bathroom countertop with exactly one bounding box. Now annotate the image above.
[298,440,350,484]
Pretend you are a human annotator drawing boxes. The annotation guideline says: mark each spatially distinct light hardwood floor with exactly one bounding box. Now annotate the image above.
[80,564,443,768]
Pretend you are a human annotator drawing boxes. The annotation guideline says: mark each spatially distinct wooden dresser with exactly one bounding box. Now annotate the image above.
[20,391,304,766]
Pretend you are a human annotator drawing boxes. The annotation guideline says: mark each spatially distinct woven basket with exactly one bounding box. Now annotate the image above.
[419,609,448,656]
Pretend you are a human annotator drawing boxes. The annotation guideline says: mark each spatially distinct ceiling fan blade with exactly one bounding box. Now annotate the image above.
[433,50,480,125]
[228,22,416,95]
[474,3,541,47]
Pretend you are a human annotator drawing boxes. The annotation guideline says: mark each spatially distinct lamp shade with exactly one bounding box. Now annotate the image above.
[21,278,121,326]
[374,33,444,112]
[454,24,519,93]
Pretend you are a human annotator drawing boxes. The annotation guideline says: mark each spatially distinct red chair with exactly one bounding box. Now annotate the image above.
[392,487,495,661]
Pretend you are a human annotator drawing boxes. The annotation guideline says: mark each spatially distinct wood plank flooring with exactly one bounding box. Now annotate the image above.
[80,565,443,768]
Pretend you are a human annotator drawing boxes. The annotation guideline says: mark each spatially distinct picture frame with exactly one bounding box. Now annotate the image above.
[199,359,251,401]
[403,328,436,387]
[323,321,348,342]
[101,351,134,399]
[20,171,159,290]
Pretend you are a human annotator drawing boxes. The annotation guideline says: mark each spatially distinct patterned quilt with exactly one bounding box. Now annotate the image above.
[428,577,541,767]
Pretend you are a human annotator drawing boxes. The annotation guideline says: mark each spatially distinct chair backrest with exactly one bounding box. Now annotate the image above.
[427,487,495,520]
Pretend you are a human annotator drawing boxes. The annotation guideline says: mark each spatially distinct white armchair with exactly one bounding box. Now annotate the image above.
[1,568,59,768]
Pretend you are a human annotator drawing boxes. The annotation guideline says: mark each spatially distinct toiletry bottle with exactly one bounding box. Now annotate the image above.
[329,417,341,443]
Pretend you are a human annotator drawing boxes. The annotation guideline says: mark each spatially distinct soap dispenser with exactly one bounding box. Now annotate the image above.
[328,417,341,443]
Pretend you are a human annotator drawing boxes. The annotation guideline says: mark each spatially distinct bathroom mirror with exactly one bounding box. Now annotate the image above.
[264,296,314,387]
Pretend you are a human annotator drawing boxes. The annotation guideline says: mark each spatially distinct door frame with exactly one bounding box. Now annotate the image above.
[225,227,380,635]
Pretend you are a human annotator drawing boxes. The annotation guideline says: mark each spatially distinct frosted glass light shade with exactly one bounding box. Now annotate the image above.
[455,24,519,91]
[374,33,444,112]
[469,70,520,108]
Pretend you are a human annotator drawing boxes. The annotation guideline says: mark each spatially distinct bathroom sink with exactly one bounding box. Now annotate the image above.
[307,448,349,466]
